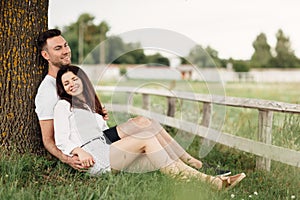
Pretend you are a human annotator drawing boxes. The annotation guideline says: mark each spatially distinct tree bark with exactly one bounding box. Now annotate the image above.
[0,0,49,154]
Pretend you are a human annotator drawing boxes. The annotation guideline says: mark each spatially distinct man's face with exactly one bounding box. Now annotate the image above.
[42,36,71,67]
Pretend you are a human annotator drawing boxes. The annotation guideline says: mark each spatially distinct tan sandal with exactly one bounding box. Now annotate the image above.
[212,173,246,190]
[223,173,246,190]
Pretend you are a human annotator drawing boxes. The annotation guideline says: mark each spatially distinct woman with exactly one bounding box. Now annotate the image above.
[54,65,246,190]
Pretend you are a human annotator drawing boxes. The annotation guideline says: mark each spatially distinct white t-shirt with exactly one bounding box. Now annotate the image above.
[35,75,58,120]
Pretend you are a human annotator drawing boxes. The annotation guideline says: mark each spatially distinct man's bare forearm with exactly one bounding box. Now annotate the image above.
[39,120,68,162]
[39,119,83,170]
[43,138,68,163]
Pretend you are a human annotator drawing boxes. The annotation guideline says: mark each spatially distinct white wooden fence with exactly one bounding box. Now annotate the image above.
[95,86,300,171]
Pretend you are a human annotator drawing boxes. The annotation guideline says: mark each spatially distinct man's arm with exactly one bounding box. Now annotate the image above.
[39,119,83,170]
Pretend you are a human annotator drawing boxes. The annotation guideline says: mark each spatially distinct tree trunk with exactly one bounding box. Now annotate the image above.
[0,0,49,154]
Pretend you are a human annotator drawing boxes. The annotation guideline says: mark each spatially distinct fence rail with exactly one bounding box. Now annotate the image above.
[95,86,300,170]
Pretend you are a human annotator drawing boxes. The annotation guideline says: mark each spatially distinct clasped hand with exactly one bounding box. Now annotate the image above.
[71,147,95,169]
[78,150,95,168]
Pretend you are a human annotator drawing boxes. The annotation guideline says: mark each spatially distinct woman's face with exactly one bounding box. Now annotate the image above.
[61,71,84,99]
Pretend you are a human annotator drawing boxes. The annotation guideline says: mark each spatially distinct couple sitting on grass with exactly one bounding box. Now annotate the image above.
[35,29,245,190]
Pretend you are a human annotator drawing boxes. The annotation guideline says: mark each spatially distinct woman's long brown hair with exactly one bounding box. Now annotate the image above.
[56,65,104,116]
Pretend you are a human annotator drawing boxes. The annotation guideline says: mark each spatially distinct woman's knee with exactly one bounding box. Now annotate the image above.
[117,116,162,138]
[131,116,152,127]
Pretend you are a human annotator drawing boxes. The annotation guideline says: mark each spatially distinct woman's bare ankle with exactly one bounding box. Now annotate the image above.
[182,156,203,169]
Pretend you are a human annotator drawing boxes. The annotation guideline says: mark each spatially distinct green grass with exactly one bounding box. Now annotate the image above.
[99,80,300,103]
[2,81,300,199]
[1,145,299,200]
[0,150,225,200]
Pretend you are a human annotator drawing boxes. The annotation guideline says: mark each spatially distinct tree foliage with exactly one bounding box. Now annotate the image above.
[62,13,106,64]
[181,45,222,68]
[250,29,300,68]
[270,29,300,68]
[250,33,272,68]
[62,13,170,66]
[145,53,170,66]
[181,46,227,69]
[61,13,300,69]
[230,59,250,72]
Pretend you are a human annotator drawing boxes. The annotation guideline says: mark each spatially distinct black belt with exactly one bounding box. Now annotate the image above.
[80,136,105,148]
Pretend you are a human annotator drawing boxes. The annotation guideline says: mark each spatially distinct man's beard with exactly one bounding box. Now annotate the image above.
[53,59,71,67]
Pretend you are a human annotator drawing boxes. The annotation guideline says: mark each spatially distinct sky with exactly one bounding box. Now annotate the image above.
[49,0,300,60]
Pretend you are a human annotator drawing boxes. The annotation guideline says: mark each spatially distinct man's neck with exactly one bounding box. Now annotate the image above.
[47,65,60,78]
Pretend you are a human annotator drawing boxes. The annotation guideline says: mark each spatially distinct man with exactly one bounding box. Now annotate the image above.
[35,29,83,170]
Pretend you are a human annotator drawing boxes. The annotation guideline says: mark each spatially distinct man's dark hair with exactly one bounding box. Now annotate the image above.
[37,29,61,52]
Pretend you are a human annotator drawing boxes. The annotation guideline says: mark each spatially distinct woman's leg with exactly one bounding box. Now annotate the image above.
[109,134,174,172]
[155,127,203,169]
[161,160,246,190]
[116,116,202,169]
[110,135,203,176]
[109,135,243,190]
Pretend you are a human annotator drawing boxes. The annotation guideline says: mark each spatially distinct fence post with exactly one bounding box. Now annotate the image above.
[142,94,150,110]
[256,109,273,171]
[200,102,212,151]
[167,81,176,117]
[127,92,133,106]
[201,102,212,127]
[167,97,176,117]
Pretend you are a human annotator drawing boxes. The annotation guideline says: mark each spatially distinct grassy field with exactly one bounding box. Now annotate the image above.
[1,81,300,199]
[1,144,299,200]
[98,79,300,103]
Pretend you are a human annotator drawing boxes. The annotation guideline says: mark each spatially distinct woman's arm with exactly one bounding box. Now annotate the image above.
[71,147,95,168]
[54,101,79,156]
[54,100,95,169]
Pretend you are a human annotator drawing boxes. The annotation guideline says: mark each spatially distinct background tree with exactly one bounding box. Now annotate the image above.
[250,33,273,68]
[99,21,110,64]
[271,29,300,68]
[115,49,147,64]
[111,41,146,64]
[183,45,221,68]
[62,14,169,65]
[185,45,209,67]
[0,0,48,153]
[145,53,170,66]
[205,46,222,67]
[62,13,99,64]
[230,59,250,72]
[105,36,128,64]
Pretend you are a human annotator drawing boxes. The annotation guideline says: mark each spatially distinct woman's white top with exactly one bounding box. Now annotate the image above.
[54,100,111,174]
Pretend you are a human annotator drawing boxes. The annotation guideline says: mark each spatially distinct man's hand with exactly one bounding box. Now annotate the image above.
[63,155,87,170]
[102,106,109,120]
[39,120,88,171]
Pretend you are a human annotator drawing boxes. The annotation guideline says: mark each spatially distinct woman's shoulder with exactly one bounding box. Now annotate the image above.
[57,99,70,105]
[55,99,71,110]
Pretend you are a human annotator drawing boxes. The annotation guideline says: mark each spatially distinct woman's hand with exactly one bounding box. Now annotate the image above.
[71,147,95,168]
